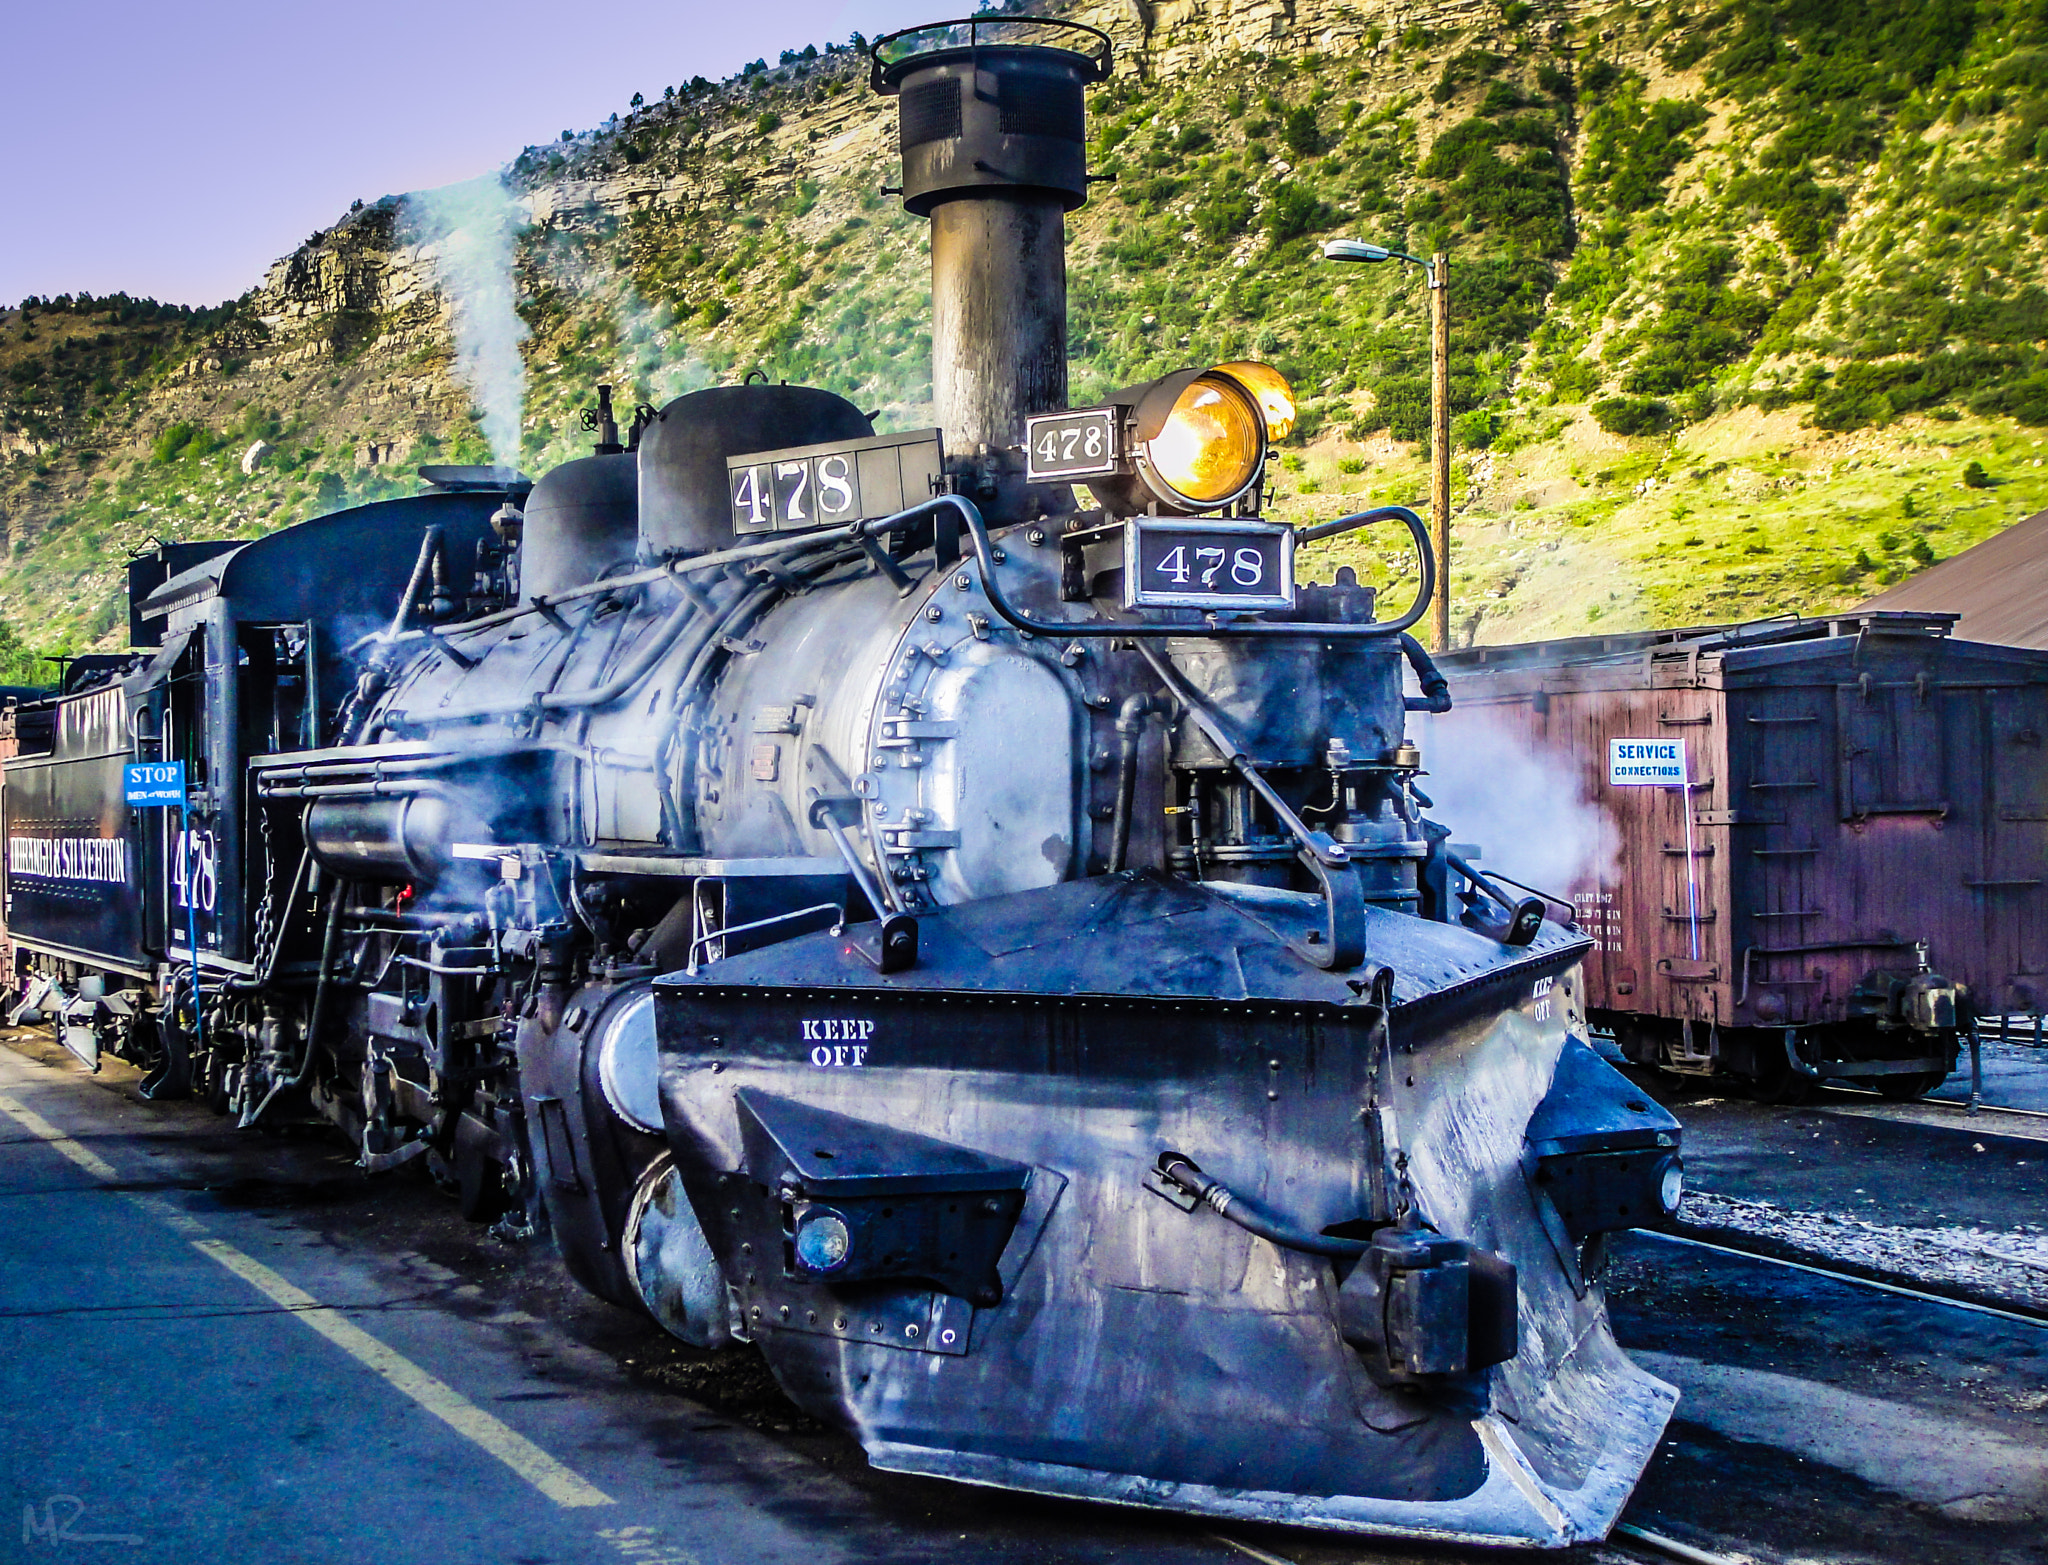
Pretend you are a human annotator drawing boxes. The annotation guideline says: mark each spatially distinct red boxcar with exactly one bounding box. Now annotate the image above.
[1436,612,2048,1098]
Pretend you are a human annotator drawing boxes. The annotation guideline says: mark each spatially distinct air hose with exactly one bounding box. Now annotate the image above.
[1155,1152,1369,1258]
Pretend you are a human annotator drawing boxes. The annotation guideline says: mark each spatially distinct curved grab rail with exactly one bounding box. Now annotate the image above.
[860,497,1435,640]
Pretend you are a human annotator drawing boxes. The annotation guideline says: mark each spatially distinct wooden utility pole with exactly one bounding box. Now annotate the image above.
[1429,252,1451,653]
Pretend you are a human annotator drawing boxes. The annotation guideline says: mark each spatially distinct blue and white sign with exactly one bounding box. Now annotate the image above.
[1608,738,1686,787]
[123,761,186,807]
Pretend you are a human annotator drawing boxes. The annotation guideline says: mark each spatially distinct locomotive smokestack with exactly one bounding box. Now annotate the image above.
[872,21,1110,507]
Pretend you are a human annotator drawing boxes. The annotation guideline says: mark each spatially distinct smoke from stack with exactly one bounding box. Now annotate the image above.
[406,174,531,473]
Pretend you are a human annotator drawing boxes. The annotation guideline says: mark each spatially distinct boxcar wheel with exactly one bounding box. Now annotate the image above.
[1745,1053,1815,1105]
[1875,1070,1947,1101]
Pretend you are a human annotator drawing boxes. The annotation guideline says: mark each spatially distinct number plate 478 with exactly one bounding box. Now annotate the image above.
[1124,519,1296,612]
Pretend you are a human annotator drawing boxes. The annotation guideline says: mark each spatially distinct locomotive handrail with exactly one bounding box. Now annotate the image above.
[869,496,1435,640]
[359,523,871,656]
[1133,641,1368,970]
[385,569,759,728]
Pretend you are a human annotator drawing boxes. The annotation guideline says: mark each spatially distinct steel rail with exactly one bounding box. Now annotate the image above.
[1638,1228,2048,1330]
[1613,1521,1750,1565]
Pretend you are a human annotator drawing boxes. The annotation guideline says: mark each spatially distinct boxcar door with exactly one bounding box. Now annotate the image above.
[1977,684,2048,1017]
[1736,678,1835,1027]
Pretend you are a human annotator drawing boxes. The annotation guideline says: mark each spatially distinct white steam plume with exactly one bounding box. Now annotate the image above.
[406,175,531,470]
[1410,705,1614,900]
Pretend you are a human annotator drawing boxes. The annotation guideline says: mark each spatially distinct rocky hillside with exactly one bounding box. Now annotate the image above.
[5,0,2047,661]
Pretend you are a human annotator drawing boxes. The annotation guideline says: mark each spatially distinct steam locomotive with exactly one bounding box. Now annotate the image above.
[2,20,1684,1545]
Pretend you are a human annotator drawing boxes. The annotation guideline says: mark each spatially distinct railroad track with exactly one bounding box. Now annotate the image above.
[1208,1518,1750,1565]
[1889,1093,2048,1125]
[1808,1085,2048,1142]
[1643,1226,2048,1329]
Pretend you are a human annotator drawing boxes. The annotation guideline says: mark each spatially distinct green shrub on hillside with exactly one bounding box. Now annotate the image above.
[1551,358,1600,400]
[0,616,55,686]
[1193,181,1256,243]
[1725,165,1847,257]
[1592,395,1670,436]
[1810,348,2030,430]
[1416,115,1570,255]
[1453,405,1502,447]
[1578,81,1709,214]
[1264,182,1333,244]
[1432,49,1505,105]
[1614,246,1772,402]
[150,421,216,462]
[1281,107,1323,159]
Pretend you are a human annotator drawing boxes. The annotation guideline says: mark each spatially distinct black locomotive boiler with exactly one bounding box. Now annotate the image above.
[1,20,1685,1545]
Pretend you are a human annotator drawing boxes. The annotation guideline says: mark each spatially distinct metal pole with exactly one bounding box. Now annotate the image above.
[1429,253,1451,653]
[1968,1021,1983,1115]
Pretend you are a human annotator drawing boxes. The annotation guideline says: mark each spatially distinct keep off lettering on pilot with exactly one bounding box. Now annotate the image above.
[803,1017,874,1067]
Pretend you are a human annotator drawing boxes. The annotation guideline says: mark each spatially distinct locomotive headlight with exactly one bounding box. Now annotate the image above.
[1140,372,1267,507]
[1211,360,1298,440]
[792,1206,853,1273]
[1657,1155,1685,1217]
[1029,361,1299,516]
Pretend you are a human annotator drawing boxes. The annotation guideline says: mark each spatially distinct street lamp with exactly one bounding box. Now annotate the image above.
[1322,238,1451,653]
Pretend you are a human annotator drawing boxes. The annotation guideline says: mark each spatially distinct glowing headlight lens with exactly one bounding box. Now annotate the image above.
[1657,1156,1685,1216]
[1212,360,1298,440]
[1142,374,1265,505]
[792,1207,852,1272]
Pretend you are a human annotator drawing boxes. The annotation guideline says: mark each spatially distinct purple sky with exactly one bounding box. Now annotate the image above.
[0,0,945,308]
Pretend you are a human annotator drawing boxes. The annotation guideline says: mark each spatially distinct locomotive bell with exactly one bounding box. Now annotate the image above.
[872,19,1112,511]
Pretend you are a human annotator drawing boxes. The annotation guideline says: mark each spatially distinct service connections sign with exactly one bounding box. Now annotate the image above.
[1608,738,1686,787]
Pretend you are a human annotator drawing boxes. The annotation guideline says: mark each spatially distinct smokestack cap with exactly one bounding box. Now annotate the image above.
[871,18,1111,217]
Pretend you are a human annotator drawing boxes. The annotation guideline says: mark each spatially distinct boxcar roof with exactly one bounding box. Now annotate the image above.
[1438,611,1965,680]
[1859,506,2048,650]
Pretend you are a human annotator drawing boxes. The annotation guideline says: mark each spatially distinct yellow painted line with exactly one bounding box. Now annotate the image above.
[192,1238,612,1509]
[0,1087,612,1510]
[0,1093,119,1180]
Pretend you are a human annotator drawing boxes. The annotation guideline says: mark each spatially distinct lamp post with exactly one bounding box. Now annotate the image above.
[1321,239,1451,652]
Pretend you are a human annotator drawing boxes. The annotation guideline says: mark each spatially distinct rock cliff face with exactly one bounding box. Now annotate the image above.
[3,0,2047,655]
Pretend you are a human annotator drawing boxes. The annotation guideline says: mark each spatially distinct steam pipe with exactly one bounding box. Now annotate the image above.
[356,524,871,655]
[224,843,312,993]
[257,778,456,801]
[243,881,349,1128]
[1107,694,1164,874]
[387,528,444,643]
[1400,633,1453,713]
[389,533,860,729]
[1134,641,1350,870]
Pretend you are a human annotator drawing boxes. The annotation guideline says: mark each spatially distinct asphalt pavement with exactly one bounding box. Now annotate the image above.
[0,1037,1237,1565]
[5,1028,2048,1565]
